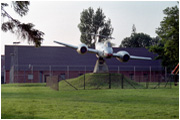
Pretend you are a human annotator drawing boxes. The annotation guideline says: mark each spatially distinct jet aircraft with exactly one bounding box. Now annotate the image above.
[54,34,152,63]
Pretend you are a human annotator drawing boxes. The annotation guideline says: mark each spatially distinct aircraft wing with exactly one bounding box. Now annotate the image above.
[130,55,152,60]
[54,41,99,54]
[54,41,78,49]
[113,51,152,62]
[87,48,99,54]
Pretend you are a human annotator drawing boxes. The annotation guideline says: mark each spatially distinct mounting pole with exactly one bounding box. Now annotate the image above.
[93,58,109,73]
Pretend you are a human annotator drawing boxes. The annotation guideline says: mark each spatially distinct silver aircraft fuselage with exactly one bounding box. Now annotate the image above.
[95,41,113,58]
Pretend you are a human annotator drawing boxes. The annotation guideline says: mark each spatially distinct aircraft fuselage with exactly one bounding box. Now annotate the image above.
[95,41,113,59]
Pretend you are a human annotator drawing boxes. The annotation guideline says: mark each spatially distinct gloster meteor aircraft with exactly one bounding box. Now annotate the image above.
[54,34,152,63]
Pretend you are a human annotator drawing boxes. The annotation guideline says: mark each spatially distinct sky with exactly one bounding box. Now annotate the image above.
[1,1,178,55]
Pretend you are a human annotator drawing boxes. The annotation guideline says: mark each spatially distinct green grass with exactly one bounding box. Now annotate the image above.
[1,83,179,119]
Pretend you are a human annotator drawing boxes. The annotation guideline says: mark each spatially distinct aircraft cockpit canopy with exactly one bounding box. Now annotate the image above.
[104,41,112,48]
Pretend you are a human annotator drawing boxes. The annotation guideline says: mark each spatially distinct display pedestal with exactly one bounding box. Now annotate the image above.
[93,59,109,73]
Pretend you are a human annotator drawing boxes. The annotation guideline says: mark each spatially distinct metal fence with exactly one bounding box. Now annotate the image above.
[7,65,177,89]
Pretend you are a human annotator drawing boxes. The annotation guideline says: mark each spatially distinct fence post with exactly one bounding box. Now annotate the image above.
[146,74,149,89]
[170,77,172,88]
[49,65,51,83]
[32,65,34,83]
[165,67,167,82]
[121,74,124,89]
[134,66,136,81]
[149,66,151,82]
[67,66,69,79]
[24,69,26,83]
[118,66,120,74]
[84,74,85,90]
[84,66,86,74]
[109,73,111,89]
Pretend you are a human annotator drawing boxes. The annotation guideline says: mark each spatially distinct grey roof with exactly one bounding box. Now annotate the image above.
[5,45,162,71]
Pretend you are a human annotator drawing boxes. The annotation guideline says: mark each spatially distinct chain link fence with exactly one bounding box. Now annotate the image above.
[8,65,177,90]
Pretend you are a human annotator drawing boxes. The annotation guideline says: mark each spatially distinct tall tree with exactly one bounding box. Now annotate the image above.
[78,7,113,47]
[1,1,44,47]
[149,5,179,70]
[120,24,159,48]
[120,32,159,48]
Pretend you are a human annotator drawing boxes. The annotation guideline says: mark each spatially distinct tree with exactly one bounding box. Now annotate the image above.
[149,5,179,70]
[120,24,159,48]
[78,7,113,47]
[1,1,44,47]
[120,32,159,48]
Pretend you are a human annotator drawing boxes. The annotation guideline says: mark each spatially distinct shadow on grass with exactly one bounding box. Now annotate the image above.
[1,113,45,119]
[2,83,46,87]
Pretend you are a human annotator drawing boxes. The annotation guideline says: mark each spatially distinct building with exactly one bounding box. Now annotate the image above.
[1,55,5,84]
[4,45,164,83]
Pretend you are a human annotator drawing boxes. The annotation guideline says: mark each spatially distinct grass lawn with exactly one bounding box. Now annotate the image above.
[1,83,179,119]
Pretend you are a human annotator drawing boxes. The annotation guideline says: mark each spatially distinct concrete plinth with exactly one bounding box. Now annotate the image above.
[93,59,109,73]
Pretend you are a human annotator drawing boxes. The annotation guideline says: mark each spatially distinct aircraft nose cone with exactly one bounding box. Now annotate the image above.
[107,53,113,57]
[105,52,113,58]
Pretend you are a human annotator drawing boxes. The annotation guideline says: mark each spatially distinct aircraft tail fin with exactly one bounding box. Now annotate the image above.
[83,32,114,45]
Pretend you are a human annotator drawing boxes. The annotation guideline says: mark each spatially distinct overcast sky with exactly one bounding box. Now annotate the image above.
[1,1,178,55]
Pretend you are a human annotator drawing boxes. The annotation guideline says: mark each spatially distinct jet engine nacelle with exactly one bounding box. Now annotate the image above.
[77,44,88,55]
[116,51,130,62]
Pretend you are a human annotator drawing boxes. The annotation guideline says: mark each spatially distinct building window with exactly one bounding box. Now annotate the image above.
[129,73,134,80]
[60,73,66,80]
[28,74,33,80]
[79,73,83,76]
[143,73,148,80]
